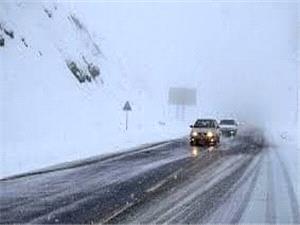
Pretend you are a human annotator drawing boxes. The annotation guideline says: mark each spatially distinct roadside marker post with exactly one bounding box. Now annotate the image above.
[123,101,132,130]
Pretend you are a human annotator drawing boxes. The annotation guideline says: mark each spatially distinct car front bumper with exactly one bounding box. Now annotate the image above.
[190,135,218,146]
[221,129,237,137]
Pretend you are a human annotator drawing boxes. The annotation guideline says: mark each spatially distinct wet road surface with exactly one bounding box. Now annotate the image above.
[0,127,299,224]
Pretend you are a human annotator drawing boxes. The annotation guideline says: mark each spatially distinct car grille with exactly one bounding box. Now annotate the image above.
[198,132,206,137]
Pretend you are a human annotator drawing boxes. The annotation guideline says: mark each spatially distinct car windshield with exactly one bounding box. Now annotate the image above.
[194,120,215,128]
[220,120,236,125]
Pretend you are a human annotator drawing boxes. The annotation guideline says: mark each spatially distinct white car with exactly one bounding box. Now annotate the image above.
[219,119,238,137]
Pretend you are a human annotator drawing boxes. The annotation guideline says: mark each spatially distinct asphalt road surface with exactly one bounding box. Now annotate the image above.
[0,127,299,224]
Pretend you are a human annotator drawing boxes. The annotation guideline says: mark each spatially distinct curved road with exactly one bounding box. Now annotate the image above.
[0,127,299,224]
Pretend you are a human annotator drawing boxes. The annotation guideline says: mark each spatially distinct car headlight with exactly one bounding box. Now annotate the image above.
[192,131,198,137]
[207,131,214,138]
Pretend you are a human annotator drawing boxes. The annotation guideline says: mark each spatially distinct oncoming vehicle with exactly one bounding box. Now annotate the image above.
[189,119,221,146]
[219,119,238,137]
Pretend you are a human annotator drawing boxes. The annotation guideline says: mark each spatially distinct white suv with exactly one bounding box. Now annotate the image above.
[219,119,238,137]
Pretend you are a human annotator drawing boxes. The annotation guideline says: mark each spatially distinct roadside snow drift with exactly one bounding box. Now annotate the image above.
[0,1,186,178]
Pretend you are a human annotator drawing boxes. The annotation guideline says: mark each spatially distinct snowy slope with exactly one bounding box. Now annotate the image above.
[0,1,297,178]
[0,1,186,178]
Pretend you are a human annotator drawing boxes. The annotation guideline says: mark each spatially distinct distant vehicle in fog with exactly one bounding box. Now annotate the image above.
[219,119,238,137]
[189,119,221,147]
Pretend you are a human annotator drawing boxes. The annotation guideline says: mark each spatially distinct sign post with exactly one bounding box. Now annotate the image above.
[123,101,132,130]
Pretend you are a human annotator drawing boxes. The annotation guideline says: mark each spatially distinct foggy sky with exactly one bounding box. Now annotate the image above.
[74,1,298,128]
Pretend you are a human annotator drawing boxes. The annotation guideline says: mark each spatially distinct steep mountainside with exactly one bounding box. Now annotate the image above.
[0,1,185,178]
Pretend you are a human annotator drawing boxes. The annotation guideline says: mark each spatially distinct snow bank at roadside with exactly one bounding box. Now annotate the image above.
[0,1,188,178]
[265,126,300,204]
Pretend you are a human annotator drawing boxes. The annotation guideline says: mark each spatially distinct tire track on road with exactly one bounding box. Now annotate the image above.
[153,156,246,224]
[265,149,277,224]
[204,151,264,224]
[152,153,262,224]
[103,147,219,224]
[181,156,256,224]
[1,131,266,224]
[110,141,264,224]
[229,152,263,224]
[274,149,300,224]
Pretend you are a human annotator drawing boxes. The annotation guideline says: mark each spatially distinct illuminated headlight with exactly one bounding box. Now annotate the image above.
[207,131,214,138]
[192,131,198,137]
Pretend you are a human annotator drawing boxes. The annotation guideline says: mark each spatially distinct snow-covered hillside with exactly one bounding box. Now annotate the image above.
[0,1,187,178]
[0,1,297,178]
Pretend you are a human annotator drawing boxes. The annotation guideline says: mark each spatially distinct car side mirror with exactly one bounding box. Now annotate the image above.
[189,125,194,128]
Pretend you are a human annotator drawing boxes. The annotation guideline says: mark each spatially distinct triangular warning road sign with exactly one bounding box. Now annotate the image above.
[123,101,132,111]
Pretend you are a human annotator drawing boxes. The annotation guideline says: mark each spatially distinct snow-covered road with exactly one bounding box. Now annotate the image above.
[0,128,299,224]
[206,145,300,224]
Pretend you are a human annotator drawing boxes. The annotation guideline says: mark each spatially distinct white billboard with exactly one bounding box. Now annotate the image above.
[168,87,197,106]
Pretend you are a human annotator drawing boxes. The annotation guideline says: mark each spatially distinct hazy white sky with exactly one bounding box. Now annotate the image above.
[73,1,298,127]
